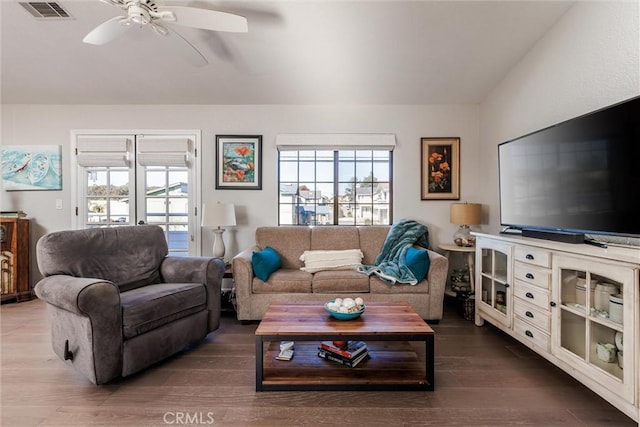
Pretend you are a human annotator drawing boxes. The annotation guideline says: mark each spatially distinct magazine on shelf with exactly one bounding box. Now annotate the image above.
[319,340,367,359]
[317,349,369,367]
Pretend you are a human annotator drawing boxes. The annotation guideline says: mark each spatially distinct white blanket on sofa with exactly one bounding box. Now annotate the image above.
[299,249,364,273]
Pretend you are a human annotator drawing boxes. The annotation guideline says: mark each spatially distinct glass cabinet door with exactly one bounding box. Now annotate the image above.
[476,239,513,328]
[553,254,636,403]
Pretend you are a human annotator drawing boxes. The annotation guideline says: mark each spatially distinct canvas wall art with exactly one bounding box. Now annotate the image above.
[1,145,62,191]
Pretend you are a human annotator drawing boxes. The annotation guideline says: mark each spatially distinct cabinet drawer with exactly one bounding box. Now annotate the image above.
[514,318,550,352]
[514,246,551,268]
[514,298,550,333]
[513,281,550,311]
[514,262,551,289]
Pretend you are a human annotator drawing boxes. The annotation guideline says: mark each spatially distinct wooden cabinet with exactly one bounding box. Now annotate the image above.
[474,233,639,422]
[0,218,31,302]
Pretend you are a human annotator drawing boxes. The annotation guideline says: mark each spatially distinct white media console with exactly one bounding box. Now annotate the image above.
[473,232,639,422]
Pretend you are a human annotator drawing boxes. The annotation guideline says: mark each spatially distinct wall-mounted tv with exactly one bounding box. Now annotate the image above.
[498,96,640,242]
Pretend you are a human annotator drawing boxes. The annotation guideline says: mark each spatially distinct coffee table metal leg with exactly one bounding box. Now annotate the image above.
[255,336,264,391]
[425,334,435,391]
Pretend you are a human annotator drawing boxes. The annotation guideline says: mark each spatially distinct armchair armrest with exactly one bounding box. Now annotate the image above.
[34,275,122,384]
[160,256,225,331]
[35,275,120,316]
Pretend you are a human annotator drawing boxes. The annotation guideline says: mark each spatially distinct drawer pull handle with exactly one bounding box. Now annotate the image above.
[526,273,534,280]
[525,311,534,318]
[525,330,534,338]
[550,301,557,307]
[526,254,534,260]
[504,283,510,288]
[525,292,534,299]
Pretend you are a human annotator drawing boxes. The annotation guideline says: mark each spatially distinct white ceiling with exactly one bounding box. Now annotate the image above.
[0,0,574,105]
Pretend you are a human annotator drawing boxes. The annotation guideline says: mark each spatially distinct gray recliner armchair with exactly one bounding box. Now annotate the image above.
[34,225,225,385]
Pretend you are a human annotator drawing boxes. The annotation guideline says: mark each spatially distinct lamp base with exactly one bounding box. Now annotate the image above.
[453,225,476,247]
[212,228,226,258]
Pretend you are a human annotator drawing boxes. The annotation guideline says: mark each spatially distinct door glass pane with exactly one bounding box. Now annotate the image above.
[144,166,189,256]
[84,167,130,227]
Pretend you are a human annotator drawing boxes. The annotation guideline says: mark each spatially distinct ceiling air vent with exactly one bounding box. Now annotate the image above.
[19,2,72,19]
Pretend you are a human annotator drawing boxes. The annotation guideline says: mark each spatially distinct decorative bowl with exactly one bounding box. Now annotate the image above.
[324,300,365,320]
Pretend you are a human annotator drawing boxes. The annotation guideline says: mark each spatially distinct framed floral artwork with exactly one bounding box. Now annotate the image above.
[420,137,460,200]
[216,135,262,190]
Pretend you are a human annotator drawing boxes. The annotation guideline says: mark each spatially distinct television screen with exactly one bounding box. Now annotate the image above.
[499,96,640,238]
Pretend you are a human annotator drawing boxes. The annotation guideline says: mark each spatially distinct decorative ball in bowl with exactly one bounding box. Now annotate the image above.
[325,297,365,320]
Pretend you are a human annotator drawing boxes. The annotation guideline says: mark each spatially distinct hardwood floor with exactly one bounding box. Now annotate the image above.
[1,298,636,426]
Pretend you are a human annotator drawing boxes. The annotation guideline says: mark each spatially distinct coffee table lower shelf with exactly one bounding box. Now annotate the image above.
[257,340,432,391]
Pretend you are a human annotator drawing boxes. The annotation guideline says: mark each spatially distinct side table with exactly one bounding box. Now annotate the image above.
[438,243,476,298]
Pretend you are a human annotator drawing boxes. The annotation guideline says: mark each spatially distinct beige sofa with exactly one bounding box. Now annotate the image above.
[232,226,448,322]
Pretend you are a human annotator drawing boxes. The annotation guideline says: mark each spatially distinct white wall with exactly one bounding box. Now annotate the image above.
[479,1,640,233]
[1,104,480,285]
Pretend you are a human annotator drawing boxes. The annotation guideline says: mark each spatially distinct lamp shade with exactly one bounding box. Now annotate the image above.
[202,203,236,227]
[450,203,481,225]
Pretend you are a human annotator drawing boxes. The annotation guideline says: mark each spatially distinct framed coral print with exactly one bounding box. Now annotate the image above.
[420,137,460,200]
[216,135,262,190]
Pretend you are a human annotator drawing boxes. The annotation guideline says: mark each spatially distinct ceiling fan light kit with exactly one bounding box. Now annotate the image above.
[84,0,248,65]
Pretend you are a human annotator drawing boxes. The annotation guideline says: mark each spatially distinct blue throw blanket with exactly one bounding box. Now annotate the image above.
[357,219,430,285]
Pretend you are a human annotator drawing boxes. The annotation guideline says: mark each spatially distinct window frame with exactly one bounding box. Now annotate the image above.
[278,148,393,226]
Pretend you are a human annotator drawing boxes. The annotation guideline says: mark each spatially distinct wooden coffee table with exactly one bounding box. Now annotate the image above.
[254,301,435,391]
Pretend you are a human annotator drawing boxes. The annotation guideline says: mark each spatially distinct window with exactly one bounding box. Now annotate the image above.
[72,132,200,256]
[278,149,393,225]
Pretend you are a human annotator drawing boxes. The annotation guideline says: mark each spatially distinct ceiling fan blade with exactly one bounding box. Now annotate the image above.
[158,25,209,67]
[83,16,130,45]
[159,6,248,33]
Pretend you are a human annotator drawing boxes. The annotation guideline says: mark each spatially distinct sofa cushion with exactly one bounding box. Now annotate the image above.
[252,246,282,281]
[252,269,312,293]
[310,226,360,250]
[312,270,370,293]
[300,249,363,273]
[369,275,430,294]
[120,282,206,339]
[405,246,431,282]
[256,227,311,269]
[357,226,391,265]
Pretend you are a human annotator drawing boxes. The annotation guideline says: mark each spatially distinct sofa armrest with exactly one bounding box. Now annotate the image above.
[232,246,258,318]
[160,256,225,332]
[422,249,449,320]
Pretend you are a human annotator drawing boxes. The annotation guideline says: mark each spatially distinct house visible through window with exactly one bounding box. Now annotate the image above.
[72,132,200,256]
[278,149,393,225]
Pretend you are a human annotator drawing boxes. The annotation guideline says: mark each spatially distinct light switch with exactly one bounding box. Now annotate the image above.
[56,199,63,210]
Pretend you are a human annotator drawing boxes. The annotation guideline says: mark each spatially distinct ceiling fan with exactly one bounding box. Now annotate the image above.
[83,0,248,66]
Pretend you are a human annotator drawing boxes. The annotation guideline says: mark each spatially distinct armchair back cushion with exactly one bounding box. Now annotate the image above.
[37,225,168,292]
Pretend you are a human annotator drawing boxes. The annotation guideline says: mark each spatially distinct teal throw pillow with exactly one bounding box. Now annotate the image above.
[252,246,282,281]
[405,246,430,282]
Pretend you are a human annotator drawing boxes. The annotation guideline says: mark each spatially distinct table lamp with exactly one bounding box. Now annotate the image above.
[202,202,236,258]
[450,202,481,247]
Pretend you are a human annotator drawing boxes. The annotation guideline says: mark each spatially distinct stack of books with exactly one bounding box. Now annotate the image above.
[317,340,369,367]
[0,211,26,218]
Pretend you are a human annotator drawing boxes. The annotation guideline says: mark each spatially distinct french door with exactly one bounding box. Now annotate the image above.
[71,131,201,256]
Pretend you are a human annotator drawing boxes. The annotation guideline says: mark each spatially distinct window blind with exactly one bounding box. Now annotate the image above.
[76,136,131,167]
[276,133,396,151]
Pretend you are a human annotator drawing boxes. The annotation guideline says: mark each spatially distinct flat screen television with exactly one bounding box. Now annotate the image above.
[498,96,640,242]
